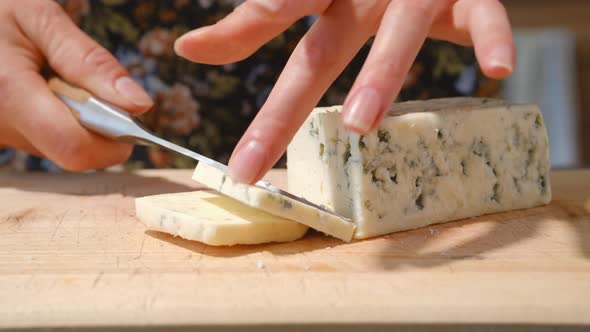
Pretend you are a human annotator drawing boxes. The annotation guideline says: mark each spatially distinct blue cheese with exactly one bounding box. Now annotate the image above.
[135,191,308,246]
[192,163,356,242]
[288,98,552,239]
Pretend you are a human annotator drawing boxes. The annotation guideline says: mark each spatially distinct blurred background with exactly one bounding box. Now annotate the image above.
[0,0,588,172]
[502,0,590,168]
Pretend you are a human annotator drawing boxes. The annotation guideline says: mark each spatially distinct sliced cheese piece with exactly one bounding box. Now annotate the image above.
[192,162,356,242]
[288,97,552,239]
[135,191,308,246]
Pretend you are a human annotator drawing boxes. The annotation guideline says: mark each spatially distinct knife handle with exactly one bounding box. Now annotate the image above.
[48,78,91,104]
[47,77,154,145]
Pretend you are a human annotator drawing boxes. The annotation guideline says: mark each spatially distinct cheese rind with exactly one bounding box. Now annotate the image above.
[288,98,552,239]
[135,191,308,246]
[192,163,356,242]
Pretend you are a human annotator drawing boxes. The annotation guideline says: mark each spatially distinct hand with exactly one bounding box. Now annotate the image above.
[175,0,515,183]
[0,0,153,171]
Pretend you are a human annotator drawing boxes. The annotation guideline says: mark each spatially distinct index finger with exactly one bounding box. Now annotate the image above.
[342,0,447,133]
[175,0,332,64]
[227,1,387,184]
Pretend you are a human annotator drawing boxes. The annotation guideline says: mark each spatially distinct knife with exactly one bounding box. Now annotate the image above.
[48,78,350,222]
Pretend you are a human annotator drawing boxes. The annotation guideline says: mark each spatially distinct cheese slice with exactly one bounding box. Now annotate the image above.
[135,191,308,246]
[192,162,356,242]
[288,98,552,239]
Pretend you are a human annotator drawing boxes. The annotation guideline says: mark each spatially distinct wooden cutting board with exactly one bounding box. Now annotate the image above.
[1,169,589,330]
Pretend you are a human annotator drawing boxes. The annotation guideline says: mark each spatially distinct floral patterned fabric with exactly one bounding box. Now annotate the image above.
[0,0,500,172]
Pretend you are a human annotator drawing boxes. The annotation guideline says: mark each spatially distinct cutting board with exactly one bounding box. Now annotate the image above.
[1,169,589,330]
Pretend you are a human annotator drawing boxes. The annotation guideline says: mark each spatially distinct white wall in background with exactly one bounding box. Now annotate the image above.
[502,29,579,168]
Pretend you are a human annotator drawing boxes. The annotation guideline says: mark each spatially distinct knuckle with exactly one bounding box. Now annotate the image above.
[34,0,64,18]
[246,0,332,20]
[61,44,124,80]
[481,0,506,13]
[295,36,339,70]
[397,0,438,23]
[80,45,122,74]
[28,0,124,82]
[32,0,66,34]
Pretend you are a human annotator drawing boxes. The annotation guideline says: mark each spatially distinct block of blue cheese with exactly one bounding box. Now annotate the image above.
[287,98,552,239]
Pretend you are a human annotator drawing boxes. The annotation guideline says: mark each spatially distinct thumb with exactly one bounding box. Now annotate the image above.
[15,1,153,114]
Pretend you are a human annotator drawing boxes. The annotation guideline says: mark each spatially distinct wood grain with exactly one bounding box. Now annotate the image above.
[0,169,589,329]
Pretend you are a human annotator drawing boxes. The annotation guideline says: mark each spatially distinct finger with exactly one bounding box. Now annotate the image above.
[456,0,515,78]
[227,1,387,184]
[429,4,472,46]
[14,0,153,113]
[175,0,332,64]
[12,72,133,171]
[342,0,447,134]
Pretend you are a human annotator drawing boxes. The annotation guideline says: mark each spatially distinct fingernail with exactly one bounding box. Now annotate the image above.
[115,76,153,107]
[488,45,513,73]
[343,87,382,133]
[228,140,266,184]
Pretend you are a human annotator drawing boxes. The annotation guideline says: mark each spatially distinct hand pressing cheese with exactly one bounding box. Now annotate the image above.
[135,191,308,246]
[288,98,552,239]
[192,162,356,242]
